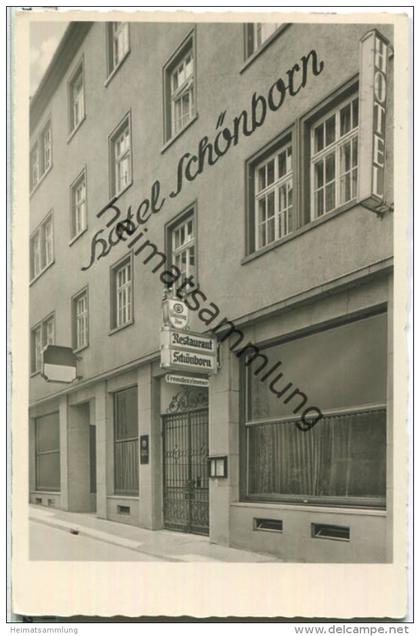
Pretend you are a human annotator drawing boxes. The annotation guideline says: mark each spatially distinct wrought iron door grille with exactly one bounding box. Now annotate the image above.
[163,407,209,535]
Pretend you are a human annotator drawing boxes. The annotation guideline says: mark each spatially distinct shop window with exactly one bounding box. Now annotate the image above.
[163,31,196,142]
[245,23,282,57]
[311,96,359,219]
[31,313,55,374]
[72,288,89,351]
[110,114,132,196]
[167,207,196,294]
[30,212,54,281]
[70,169,87,239]
[110,254,133,330]
[241,312,387,508]
[35,412,60,492]
[68,61,85,134]
[107,22,130,77]
[114,387,139,496]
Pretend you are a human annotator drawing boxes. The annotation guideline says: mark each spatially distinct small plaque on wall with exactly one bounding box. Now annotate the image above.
[140,435,149,465]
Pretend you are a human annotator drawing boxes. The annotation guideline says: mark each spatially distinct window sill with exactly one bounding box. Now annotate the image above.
[73,343,89,355]
[69,227,88,246]
[32,490,61,495]
[161,113,198,155]
[29,259,55,287]
[112,180,133,201]
[104,49,131,87]
[108,495,139,500]
[67,115,86,144]
[30,164,53,198]
[240,24,291,74]
[109,319,134,336]
[231,502,387,516]
[242,200,357,266]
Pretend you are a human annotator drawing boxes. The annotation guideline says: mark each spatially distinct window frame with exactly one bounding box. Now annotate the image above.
[68,58,86,138]
[106,22,130,82]
[30,117,53,194]
[162,28,197,147]
[30,211,55,283]
[239,307,388,510]
[241,23,290,72]
[69,167,88,243]
[109,112,133,198]
[110,252,134,333]
[310,94,359,221]
[30,311,56,375]
[72,286,89,352]
[165,202,198,295]
[35,412,61,492]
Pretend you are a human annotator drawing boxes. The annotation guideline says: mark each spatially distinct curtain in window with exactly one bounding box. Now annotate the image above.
[248,409,386,502]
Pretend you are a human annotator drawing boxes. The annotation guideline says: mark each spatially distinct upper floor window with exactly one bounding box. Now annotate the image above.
[164,32,196,143]
[42,122,52,173]
[168,208,196,293]
[30,121,52,192]
[71,169,87,239]
[69,62,85,134]
[107,22,130,76]
[110,114,132,196]
[30,213,54,281]
[72,288,89,351]
[111,255,133,331]
[30,144,40,191]
[255,142,293,250]
[311,96,359,219]
[246,86,360,257]
[245,22,281,57]
[31,314,55,374]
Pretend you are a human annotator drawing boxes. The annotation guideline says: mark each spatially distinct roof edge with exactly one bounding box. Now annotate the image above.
[30,22,93,130]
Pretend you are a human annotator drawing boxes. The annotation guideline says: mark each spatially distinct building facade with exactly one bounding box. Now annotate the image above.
[29,20,394,562]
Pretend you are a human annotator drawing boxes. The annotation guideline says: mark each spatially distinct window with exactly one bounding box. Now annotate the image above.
[30,213,54,280]
[114,387,138,496]
[164,32,196,142]
[69,62,85,133]
[110,115,132,196]
[35,412,60,491]
[245,23,281,57]
[30,144,40,190]
[72,289,89,350]
[255,141,293,250]
[111,256,133,330]
[30,121,52,191]
[168,209,196,293]
[107,22,129,76]
[241,312,387,508]
[42,122,52,173]
[31,314,55,373]
[71,170,87,238]
[311,96,359,219]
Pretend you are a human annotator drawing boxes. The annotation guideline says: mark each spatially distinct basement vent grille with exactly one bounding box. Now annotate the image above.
[254,518,283,532]
[311,523,350,541]
[118,505,131,515]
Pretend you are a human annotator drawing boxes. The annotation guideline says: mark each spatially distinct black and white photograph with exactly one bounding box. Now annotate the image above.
[10,5,411,620]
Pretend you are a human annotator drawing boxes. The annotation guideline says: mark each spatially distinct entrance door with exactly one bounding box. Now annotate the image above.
[163,408,209,535]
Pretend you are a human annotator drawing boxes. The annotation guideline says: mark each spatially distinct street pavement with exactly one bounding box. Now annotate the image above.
[30,521,162,561]
[29,505,280,562]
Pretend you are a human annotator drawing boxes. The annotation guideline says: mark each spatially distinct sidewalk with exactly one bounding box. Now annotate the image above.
[29,505,280,562]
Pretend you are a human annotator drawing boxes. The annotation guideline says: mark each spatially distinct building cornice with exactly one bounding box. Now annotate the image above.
[30,22,93,131]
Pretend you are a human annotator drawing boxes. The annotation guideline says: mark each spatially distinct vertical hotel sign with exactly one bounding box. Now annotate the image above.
[358,29,391,213]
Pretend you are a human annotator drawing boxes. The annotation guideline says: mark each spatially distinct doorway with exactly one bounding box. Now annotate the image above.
[162,392,209,535]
